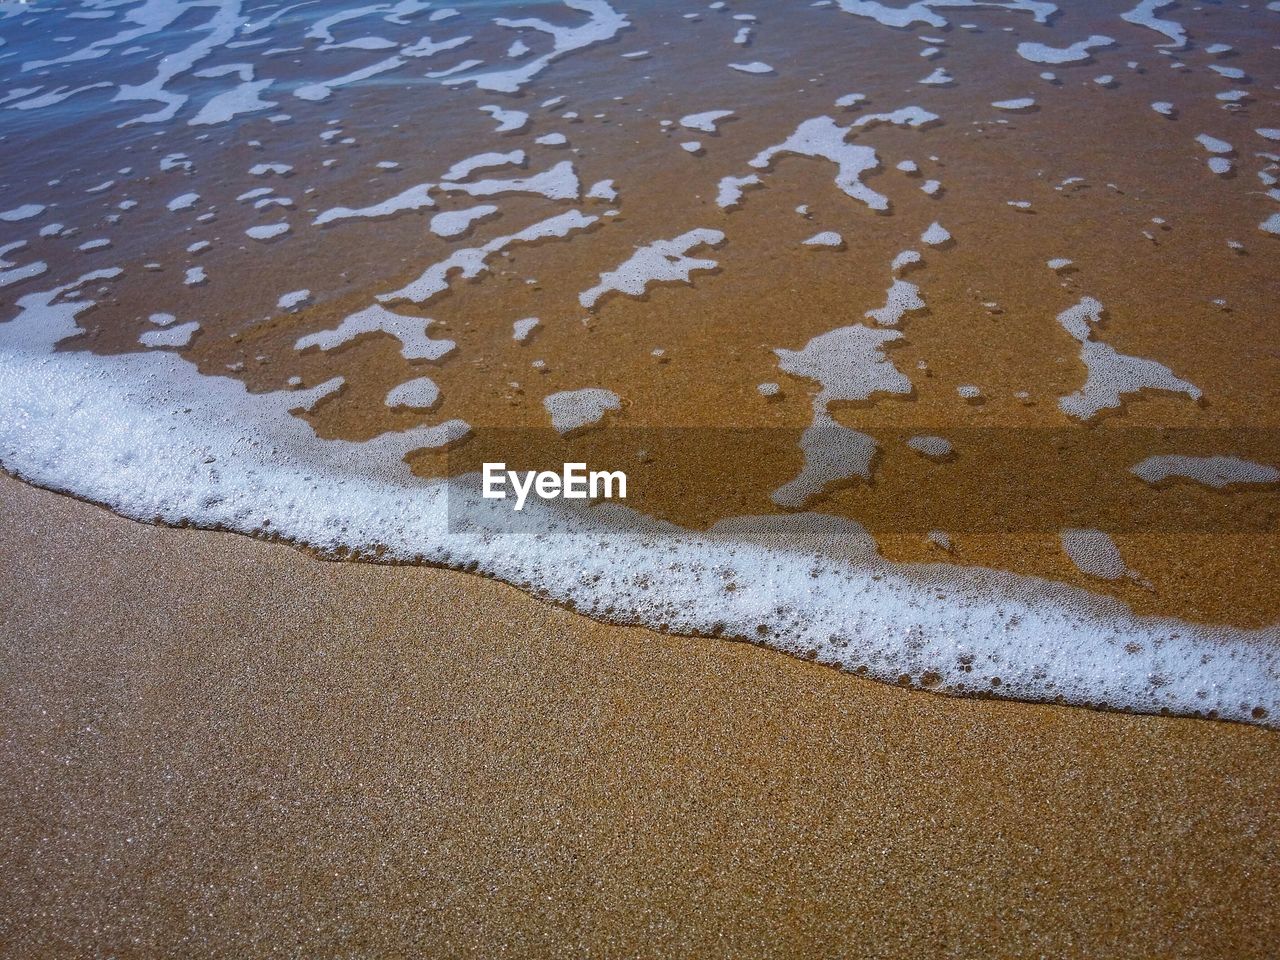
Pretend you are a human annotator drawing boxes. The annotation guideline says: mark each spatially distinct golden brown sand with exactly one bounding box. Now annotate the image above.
[1,471,1277,959]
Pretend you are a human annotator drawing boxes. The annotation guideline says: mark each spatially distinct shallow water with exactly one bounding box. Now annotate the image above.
[1,0,1278,723]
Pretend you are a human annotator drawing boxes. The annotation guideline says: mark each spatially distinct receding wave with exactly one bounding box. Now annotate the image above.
[1,0,1277,724]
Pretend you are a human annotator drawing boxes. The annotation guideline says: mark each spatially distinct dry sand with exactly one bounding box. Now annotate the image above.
[1,471,1277,959]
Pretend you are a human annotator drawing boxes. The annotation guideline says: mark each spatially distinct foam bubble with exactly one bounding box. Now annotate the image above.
[249,163,292,177]
[0,204,45,223]
[927,530,952,551]
[729,61,774,74]
[866,274,926,327]
[480,105,529,134]
[429,204,499,237]
[444,1,629,93]
[296,56,408,102]
[315,184,437,226]
[1016,35,1113,64]
[1131,455,1279,489]
[441,150,526,182]
[246,223,290,241]
[580,228,724,309]
[1,276,1277,723]
[544,388,621,435]
[907,434,952,459]
[921,221,950,245]
[139,320,199,349]
[891,250,922,273]
[804,231,844,248]
[716,174,761,209]
[277,290,311,311]
[386,209,597,305]
[679,110,734,133]
[853,106,939,130]
[1196,133,1233,154]
[189,74,276,126]
[1056,296,1201,421]
[512,317,540,342]
[441,161,580,201]
[1208,64,1246,81]
[1061,529,1130,581]
[586,179,618,201]
[385,376,441,411]
[749,116,886,211]
[0,257,47,290]
[295,305,456,362]
[1121,0,1186,48]
[775,323,910,412]
[771,413,879,509]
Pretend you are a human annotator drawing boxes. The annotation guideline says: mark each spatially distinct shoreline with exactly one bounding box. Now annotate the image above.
[2,471,1277,958]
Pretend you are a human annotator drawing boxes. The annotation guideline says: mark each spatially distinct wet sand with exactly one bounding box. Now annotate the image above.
[2,471,1277,959]
[60,8,1278,628]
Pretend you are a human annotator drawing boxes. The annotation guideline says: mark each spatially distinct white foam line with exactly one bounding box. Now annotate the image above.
[440,150,526,182]
[314,184,435,225]
[438,160,580,200]
[1,274,1276,725]
[294,55,406,101]
[382,209,598,304]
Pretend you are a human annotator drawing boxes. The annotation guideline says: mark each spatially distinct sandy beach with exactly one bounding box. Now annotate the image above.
[3,0,1280,953]
[2,471,1277,958]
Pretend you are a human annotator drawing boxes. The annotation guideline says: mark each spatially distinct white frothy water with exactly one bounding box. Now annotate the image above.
[3,271,1276,726]
[1,0,1277,728]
